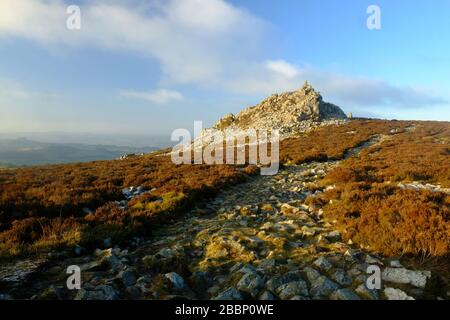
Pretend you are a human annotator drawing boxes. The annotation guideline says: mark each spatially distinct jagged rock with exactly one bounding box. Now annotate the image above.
[75,285,120,300]
[156,248,176,259]
[330,289,361,300]
[236,273,264,298]
[237,264,258,276]
[38,285,65,300]
[266,271,303,293]
[256,259,276,272]
[276,281,308,300]
[382,267,431,288]
[213,113,236,130]
[355,283,380,300]
[313,256,334,273]
[258,291,277,300]
[212,287,243,300]
[119,270,137,287]
[125,286,143,299]
[0,259,44,285]
[206,82,347,138]
[165,272,186,289]
[303,267,321,282]
[323,231,341,242]
[384,287,415,300]
[365,254,383,265]
[330,269,352,286]
[390,260,403,268]
[97,249,123,271]
[280,203,300,215]
[310,276,340,298]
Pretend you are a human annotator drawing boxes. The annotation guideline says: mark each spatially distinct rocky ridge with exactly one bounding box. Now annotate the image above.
[212,82,347,137]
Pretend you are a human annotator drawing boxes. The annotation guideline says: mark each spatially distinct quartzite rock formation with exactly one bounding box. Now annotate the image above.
[212,82,347,137]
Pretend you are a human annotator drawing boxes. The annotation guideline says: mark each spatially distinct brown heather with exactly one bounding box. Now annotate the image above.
[308,121,450,258]
[0,153,258,257]
[0,119,449,262]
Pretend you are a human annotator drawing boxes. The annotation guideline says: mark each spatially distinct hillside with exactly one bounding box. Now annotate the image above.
[0,85,449,301]
[0,138,158,166]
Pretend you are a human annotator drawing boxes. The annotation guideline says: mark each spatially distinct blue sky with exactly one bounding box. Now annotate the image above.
[0,0,449,137]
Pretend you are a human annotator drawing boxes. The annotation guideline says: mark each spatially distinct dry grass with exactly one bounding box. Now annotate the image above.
[308,121,450,258]
[1,119,448,263]
[280,119,414,164]
[0,153,258,258]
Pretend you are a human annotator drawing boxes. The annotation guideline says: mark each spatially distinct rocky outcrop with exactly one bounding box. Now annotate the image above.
[212,82,347,136]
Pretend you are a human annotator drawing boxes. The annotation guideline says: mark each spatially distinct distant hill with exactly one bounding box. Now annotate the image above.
[0,138,159,166]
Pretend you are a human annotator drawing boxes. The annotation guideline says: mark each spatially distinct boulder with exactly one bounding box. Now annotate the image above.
[165,272,186,289]
[212,287,243,300]
[382,267,431,288]
[276,281,308,300]
[383,287,415,300]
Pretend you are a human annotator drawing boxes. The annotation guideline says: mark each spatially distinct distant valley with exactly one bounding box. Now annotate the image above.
[0,138,160,167]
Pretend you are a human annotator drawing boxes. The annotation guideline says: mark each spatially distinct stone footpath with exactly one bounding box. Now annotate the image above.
[0,155,441,300]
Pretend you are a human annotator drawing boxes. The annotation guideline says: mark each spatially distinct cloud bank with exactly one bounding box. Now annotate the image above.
[0,0,447,110]
[120,89,183,104]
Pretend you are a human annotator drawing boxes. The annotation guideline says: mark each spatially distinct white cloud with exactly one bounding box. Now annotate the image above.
[0,79,57,100]
[120,89,183,104]
[266,60,299,78]
[0,0,265,85]
[0,0,446,111]
[226,60,447,109]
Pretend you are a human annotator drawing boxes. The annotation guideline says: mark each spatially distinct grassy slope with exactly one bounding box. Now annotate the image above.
[307,121,450,257]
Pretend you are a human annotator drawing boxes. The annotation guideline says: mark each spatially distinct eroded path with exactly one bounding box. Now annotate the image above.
[0,136,437,300]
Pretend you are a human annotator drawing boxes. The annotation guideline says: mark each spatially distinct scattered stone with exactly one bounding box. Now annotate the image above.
[266,271,303,293]
[142,255,158,268]
[382,268,431,288]
[355,283,380,300]
[156,248,175,259]
[237,265,258,276]
[212,287,243,300]
[75,285,120,300]
[276,281,308,300]
[365,255,383,265]
[389,260,403,268]
[310,276,340,298]
[119,270,137,287]
[0,259,45,286]
[330,269,352,286]
[303,267,321,282]
[313,256,334,273]
[330,289,361,300]
[74,245,83,256]
[256,259,276,272]
[323,231,341,242]
[125,286,143,299]
[236,273,264,298]
[165,272,186,289]
[280,203,300,215]
[103,238,112,248]
[258,291,277,300]
[384,287,415,300]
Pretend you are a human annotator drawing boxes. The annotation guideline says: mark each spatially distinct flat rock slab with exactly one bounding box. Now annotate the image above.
[382,267,431,288]
[0,259,45,285]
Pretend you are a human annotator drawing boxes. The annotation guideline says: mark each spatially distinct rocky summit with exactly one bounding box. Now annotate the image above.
[213,82,347,136]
